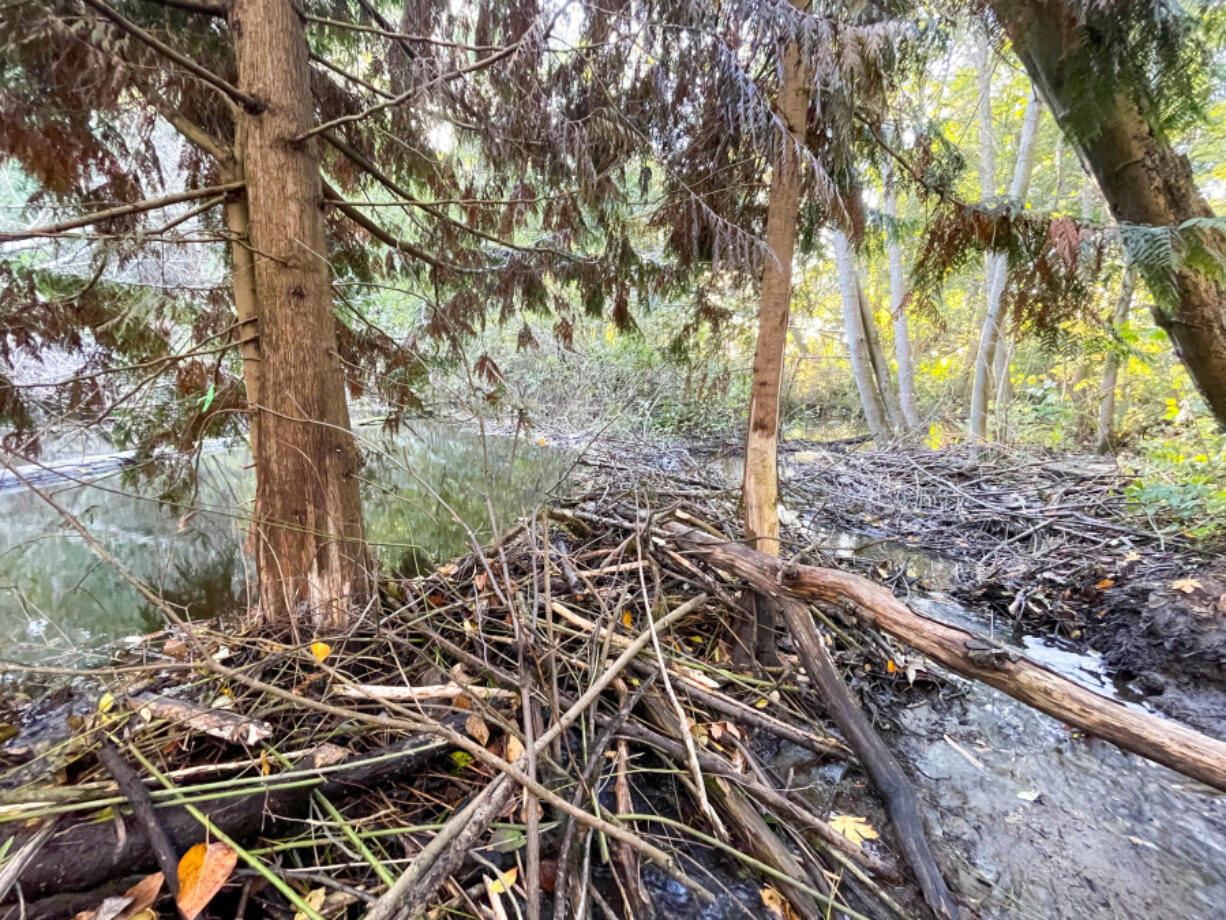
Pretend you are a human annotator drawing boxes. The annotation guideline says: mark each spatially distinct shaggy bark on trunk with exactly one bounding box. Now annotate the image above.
[231,0,370,631]
[991,0,1226,429]
[885,169,920,432]
[970,86,1042,444]
[833,229,892,441]
[1097,269,1135,452]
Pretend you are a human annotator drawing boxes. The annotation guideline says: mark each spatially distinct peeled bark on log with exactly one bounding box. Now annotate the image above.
[1,734,451,901]
[670,524,1226,792]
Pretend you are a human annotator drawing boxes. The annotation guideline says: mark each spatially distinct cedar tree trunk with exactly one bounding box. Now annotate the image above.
[231,0,370,631]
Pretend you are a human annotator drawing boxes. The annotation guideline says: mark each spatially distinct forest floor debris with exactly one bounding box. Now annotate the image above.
[1,442,1225,920]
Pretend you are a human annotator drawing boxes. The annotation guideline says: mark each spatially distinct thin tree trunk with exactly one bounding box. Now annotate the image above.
[231,0,370,631]
[742,15,809,558]
[221,130,260,462]
[885,170,920,432]
[968,33,998,443]
[857,280,904,432]
[992,0,1226,429]
[970,87,1042,443]
[833,229,891,442]
[1097,269,1135,452]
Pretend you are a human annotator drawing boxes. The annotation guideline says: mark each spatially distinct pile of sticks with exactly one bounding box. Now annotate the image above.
[2,463,1224,920]
[778,443,1205,622]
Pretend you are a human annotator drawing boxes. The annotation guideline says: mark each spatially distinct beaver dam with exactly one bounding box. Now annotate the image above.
[1,439,1225,920]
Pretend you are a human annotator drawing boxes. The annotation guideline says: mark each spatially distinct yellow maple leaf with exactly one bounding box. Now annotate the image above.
[487,866,518,895]
[1172,577,1203,594]
[292,888,327,920]
[829,814,879,846]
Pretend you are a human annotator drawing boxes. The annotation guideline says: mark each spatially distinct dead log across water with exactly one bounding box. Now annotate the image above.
[669,521,1226,792]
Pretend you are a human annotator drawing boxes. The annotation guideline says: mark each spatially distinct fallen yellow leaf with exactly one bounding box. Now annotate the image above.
[829,814,879,846]
[176,842,238,920]
[309,641,331,662]
[120,872,163,917]
[487,866,518,895]
[465,714,490,746]
[292,888,327,920]
[506,735,525,763]
[759,886,801,920]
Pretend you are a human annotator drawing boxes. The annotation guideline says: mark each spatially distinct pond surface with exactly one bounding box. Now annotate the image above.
[0,423,568,665]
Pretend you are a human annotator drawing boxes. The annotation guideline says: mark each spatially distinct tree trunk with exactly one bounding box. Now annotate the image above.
[231,0,370,631]
[885,170,920,432]
[857,280,904,432]
[970,87,1042,444]
[1097,268,1135,452]
[221,129,261,463]
[833,229,892,442]
[742,17,809,557]
[991,0,1226,429]
[968,33,998,444]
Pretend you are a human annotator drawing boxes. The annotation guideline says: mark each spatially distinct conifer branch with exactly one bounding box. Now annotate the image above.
[138,0,227,17]
[79,0,263,112]
[296,25,538,141]
[321,179,471,274]
[0,181,243,242]
[321,130,587,263]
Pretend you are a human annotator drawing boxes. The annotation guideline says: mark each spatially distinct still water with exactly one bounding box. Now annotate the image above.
[0,424,569,665]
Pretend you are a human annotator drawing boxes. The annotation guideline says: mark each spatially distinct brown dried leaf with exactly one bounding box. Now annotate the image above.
[118,873,163,918]
[465,714,490,746]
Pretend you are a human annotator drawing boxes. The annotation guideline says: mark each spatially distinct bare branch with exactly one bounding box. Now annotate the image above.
[0,181,242,242]
[295,30,534,142]
[137,0,227,16]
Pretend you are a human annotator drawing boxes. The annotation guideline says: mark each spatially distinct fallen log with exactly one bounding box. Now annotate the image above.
[0,732,454,902]
[776,597,959,920]
[669,522,1226,792]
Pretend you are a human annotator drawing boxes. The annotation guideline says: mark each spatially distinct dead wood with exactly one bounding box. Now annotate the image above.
[1,733,453,901]
[96,739,179,897]
[776,597,959,920]
[670,522,1226,792]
